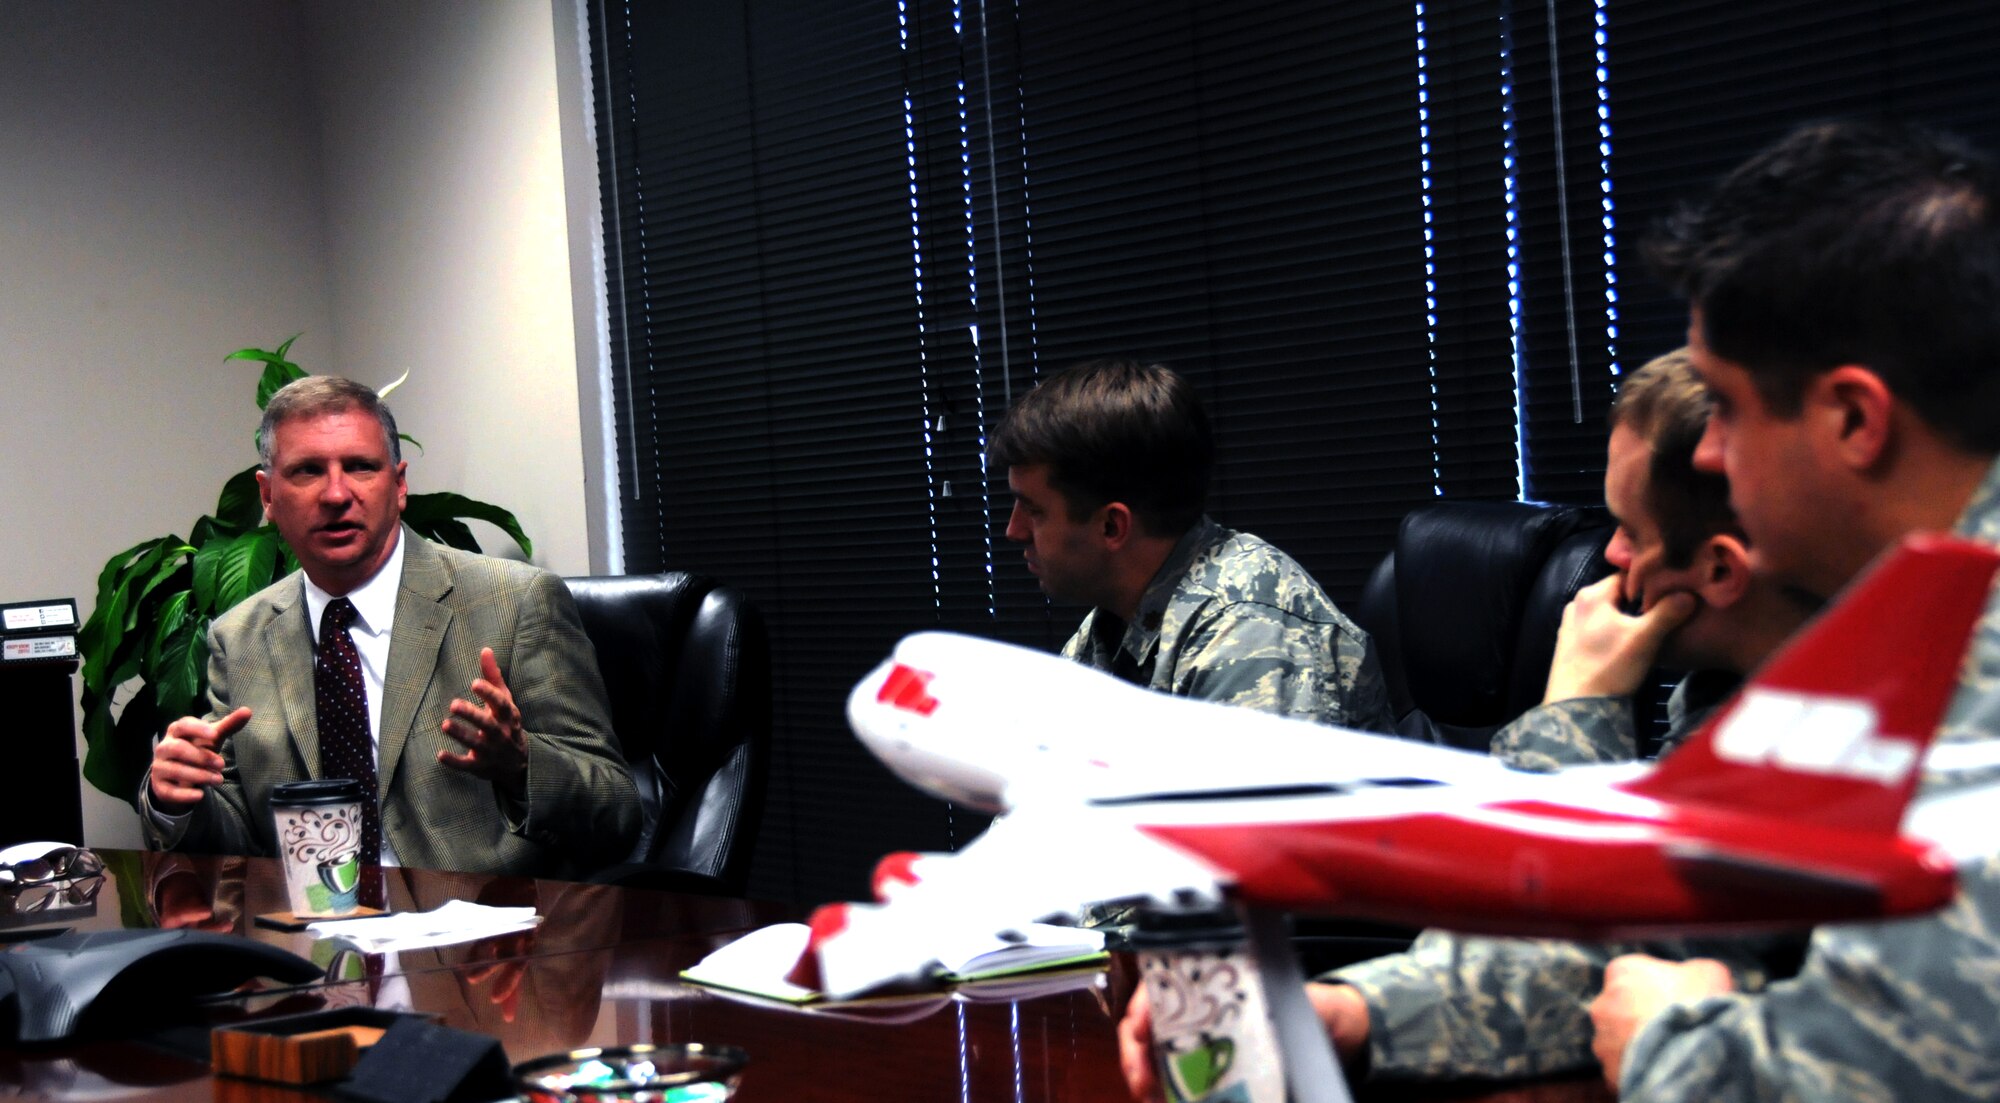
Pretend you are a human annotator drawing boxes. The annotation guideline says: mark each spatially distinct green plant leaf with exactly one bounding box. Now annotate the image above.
[111,536,180,608]
[398,432,425,456]
[191,515,243,548]
[90,536,161,614]
[78,647,124,780]
[144,590,189,673]
[253,359,308,410]
[403,492,533,558]
[152,610,209,723]
[79,539,152,690]
[79,688,114,765]
[80,537,177,690]
[236,337,309,410]
[133,550,193,619]
[93,599,152,698]
[192,535,220,611]
[216,465,264,529]
[87,686,163,810]
[414,516,478,552]
[195,528,282,616]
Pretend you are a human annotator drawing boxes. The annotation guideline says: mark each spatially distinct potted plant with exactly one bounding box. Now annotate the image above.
[77,337,533,806]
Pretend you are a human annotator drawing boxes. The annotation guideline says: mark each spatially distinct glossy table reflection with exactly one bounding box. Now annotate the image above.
[0,851,1608,1103]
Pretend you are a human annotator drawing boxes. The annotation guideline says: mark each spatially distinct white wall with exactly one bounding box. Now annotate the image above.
[304,0,594,576]
[0,1,335,849]
[0,0,598,849]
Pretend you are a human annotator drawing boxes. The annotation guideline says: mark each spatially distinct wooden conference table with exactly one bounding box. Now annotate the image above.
[0,850,1609,1103]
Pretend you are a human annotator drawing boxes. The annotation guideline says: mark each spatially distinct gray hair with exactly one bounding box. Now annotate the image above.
[257,376,402,471]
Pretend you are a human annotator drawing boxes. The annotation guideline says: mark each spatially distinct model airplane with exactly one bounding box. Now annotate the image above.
[795,534,1997,1001]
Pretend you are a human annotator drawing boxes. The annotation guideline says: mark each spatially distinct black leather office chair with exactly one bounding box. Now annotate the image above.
[564,573,771,896]
[1353,500,1622,751]
[1298,501,1626,973]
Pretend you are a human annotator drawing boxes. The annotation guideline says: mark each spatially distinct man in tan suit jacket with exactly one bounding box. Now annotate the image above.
[142,378,639,878]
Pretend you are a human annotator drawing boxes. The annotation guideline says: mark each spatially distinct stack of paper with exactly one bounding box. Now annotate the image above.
[307,900,541,952]
[681,921,1106,1004]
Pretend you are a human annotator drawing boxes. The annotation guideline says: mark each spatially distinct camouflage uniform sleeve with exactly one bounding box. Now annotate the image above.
[1168,601,1388,728]
[1335,627,1397,733]
[1490,696,1638,772]
[1331,930,1615,1080]
[1618,856,2000,1103]
[1330,930,1802,1083]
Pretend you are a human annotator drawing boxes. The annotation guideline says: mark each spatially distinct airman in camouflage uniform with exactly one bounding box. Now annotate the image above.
[1063,516,1394,731]
[1606,457,2000,1103]
[990,358,1393,733]
[1586,119,2000,1102]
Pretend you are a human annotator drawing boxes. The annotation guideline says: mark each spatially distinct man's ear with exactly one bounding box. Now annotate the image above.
[255,469,274,523]
[1816,365,1896,472]
[1692,532,1753,610]
[1100,502,1135,550]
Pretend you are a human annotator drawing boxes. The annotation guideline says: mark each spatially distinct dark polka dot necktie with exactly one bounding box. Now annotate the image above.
[316,598,382,867]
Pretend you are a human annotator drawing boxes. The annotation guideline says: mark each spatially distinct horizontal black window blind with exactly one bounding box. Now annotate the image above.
[591,0,2000,905]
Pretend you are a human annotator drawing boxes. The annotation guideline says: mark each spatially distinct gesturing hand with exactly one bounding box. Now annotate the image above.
[150,707,253,812]
[439,648,529,797]
[1543,575,1697,703]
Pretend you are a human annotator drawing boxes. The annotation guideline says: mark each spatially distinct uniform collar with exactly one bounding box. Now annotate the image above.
[1953,453,2000,543]
[1103,516,1228,667]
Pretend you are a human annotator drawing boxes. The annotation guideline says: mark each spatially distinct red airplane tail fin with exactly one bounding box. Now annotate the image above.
[1620,534,1997,834]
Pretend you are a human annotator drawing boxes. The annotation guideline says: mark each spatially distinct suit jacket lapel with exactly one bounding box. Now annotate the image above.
[379,530,453,792]
[262,580,320,775]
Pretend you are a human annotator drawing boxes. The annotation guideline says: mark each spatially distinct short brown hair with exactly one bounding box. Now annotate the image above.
[1610,349,1739,566]
[1647,119,2000,452]
[258,376,402,471]
[987,359,1212,536]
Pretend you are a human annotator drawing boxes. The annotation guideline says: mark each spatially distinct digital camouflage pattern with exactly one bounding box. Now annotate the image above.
[1331,680,1800,1081]
[1494,669,1740,773]
[1063,517,1395,732]
[1492,695,1643,772]
[1618,455,2000,1103]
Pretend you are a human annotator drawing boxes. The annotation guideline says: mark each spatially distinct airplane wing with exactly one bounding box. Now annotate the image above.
[849,629,1506,814]
[796,804,1223,998]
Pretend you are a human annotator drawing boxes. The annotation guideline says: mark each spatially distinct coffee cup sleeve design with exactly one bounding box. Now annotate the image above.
[280,808,360,867]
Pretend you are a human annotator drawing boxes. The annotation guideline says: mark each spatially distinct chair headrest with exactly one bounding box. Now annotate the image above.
[1387,501,1611,728]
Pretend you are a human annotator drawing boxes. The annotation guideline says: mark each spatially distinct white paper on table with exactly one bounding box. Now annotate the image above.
[307,898,541,951]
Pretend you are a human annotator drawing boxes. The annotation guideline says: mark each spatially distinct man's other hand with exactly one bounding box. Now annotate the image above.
[149,707,252,812]
[1543,576,1697,703]
[1118,979,1370,1101]
[1307,981,1373,1064]
[1117,982,1166,1103]
[1589,953,1733,1088]
[439,647,529,797]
